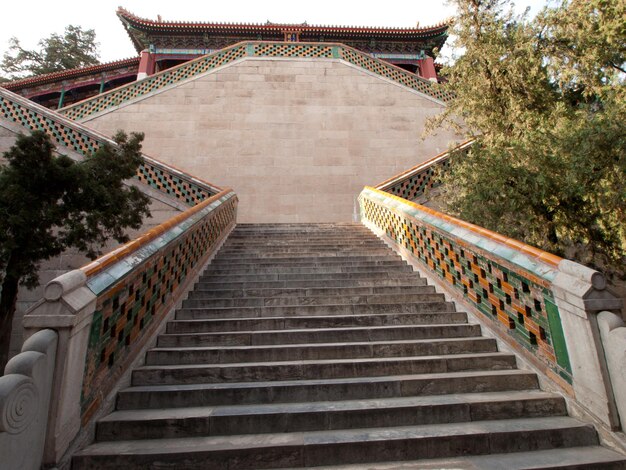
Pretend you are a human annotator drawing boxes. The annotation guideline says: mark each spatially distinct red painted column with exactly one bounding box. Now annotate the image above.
[137,50,156,80]
[419,56,438,82]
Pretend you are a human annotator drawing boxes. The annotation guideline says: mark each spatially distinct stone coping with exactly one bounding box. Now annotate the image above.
[376,140,474,191]
[81,188,235,293]
[360,186,562,282]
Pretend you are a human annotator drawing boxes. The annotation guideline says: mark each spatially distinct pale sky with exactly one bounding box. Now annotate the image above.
[1,0,548,65]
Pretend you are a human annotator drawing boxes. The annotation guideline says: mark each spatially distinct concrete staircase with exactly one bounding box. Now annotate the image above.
[73,224,626,469]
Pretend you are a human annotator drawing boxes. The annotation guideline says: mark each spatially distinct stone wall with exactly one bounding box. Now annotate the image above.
[84,57,461,223]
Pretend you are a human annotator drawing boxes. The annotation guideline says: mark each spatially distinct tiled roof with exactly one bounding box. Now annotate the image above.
[117,7,450,52]
[1,57,140,91]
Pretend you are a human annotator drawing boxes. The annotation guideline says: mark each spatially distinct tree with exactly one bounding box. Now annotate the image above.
[1,25,100,80]
[0,131,151,369]
[429,0,625,281]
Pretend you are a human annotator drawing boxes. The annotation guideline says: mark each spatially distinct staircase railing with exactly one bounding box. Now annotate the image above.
[20,187,238,467]
[376,140,473,202]
[359,185,624,430]
[0,88,221,206]
[58,40,453,122]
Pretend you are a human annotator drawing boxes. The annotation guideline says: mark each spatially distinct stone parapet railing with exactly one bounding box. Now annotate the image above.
[22,188,238,466]
[0,329,58,470]
[359,186,624,430]
[59,40,453,122]
[376,140,473,202]
[0,88,220,206]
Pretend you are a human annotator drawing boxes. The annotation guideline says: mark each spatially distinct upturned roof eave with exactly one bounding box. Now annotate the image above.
[116,6,450,52]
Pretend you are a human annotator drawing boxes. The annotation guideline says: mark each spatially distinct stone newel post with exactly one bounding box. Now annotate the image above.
[553,260,624,429]
[22,269,96,465]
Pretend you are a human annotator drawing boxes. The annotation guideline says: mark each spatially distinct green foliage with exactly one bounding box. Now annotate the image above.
[1,25,100,80]
[0,130,151,288]
[0,130,151,367]
[431,0,626,279]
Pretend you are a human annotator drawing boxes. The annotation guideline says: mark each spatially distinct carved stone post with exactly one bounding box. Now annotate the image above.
[23,269,96,466]
[553,260,623,429]
[0,329,58,470]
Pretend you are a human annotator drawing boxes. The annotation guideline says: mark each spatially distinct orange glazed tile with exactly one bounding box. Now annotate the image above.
[538,251,562,266]
[497,313,510,326]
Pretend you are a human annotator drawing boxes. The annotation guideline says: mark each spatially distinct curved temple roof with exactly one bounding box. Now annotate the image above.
[1,57,140,92]
[117,7,450,55]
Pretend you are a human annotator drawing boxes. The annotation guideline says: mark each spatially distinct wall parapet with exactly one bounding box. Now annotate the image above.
[58,40,453,122]
[359,185,623,429]
[23,187,238,466]
[0,88,220,206]
[376,140,473,202]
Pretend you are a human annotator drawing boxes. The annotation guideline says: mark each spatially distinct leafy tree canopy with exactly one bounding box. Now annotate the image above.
[1,25,100,80]
[0,130,150,368]
[429,0,625,280]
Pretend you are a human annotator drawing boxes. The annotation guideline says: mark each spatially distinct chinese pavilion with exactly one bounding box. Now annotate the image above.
[2,7,449,108]
[117,7,448,78]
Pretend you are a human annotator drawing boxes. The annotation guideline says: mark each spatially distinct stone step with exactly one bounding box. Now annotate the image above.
[232,224,370,231]
[211,255,399,265]
[193,278,429,290]
[283,446,626,470]
[166,312,467,334]
[223,243,386,248]
[116,370,540,410]
[219,247,389,254]
[233,223,369,229]
[198,272,424,287]
[175,301,457,321]
[74,223,625,469]
[146,337,500,365]
[181,292,446,309]
[230,231,375,236]
[197,271,420,283]
[201,265,415,276]
[210,259,404,268]
[73,417,596,469]
[215,250,394,258]
[96,390,566,441]
[158,323,477,348]
[187,284,435,299]
[132,352,518,386]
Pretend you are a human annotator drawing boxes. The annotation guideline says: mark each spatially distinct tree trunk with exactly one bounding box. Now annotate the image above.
[0,274,19,373]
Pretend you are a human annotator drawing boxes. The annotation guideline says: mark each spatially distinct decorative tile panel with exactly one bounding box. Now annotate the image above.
[0,89,217,205]
[254,43,334,58]
[1,94,100,155]
[81,190,237,416]
[62,44,248,121]
[385,158,453,201]
[377,141,472,202]
[359,187,572,384]
[339,47,453,103]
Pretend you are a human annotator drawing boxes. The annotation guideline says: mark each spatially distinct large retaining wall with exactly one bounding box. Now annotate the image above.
[84,57,461,222]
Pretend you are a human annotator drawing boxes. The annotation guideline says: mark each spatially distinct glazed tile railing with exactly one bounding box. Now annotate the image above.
[0,88,220,206]
[376,140,473,201]
[359,185,624,429]
[23,188,238,465]
[60,41,453,121]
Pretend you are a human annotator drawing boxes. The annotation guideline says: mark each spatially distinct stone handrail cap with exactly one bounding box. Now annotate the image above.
[44,269,87,301]
[559,259,606,290]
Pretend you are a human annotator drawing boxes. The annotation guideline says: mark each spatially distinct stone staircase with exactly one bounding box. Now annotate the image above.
[73,223,626,469]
